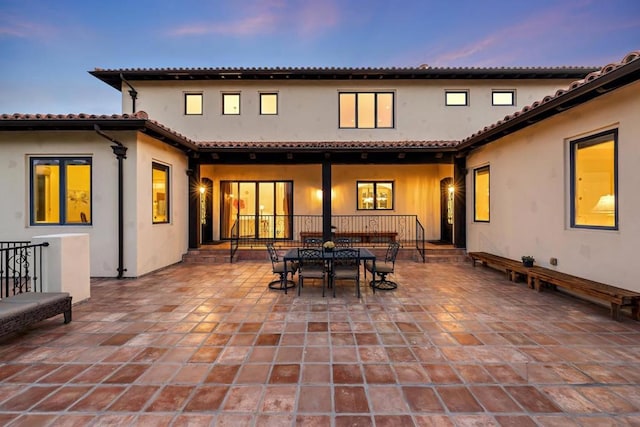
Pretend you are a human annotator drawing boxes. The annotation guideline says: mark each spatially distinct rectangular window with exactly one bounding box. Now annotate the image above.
[260,93,278,115]
[571,130,617,229]
[339,92,394,129]
[492,90,515,106]
[31,157,92,225]
[474,166,490,222]
[445,90,469,106]
[152,162,170,223]
[357,181,394,210]
[185,93,203,115]
[223,93,240,115]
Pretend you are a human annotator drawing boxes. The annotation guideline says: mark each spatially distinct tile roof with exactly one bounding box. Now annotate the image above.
[459,50,640,150]
[198,140,458,150]
[90,65,597,90]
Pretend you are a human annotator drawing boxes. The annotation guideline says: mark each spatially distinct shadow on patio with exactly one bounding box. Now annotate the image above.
[0,261,639,426]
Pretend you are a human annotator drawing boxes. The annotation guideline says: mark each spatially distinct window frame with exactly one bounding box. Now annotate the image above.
[445,90,469,106]
[569,129,618,230]
[152,162,171,224]
[356,181,394,211]
[492,90,516,106]
[339,91,395,129]
[473,165,490,222]
[260,92,278,115]
[29,156,92,226]
[222,93,241,115]
[184,92,203,115]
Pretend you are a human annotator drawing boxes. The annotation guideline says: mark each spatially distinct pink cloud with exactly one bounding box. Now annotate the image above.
[0,16,58,40]
[168,0,340,39]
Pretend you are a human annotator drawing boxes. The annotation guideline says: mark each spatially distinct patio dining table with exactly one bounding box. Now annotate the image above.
[282,247,376,298]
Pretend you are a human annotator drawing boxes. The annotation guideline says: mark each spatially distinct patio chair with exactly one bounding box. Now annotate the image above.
[365,241,400,291]
[334,237,353,248]
[266,243,296,292]
[303,237,323,248]
[297,248,328,296]
[331,248,361,298]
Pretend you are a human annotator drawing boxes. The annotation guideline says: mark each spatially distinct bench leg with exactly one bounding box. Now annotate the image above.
[632,302,640,321]
[64,309,72,324]
[527,275,534,289]
[610,303,621,321]
[534,277,542,292]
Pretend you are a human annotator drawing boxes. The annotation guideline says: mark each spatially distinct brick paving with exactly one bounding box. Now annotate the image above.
[0,260,639,426]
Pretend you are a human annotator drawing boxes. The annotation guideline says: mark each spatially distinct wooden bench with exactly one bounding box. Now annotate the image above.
[468,252,533,284]
[468,251,640,321]
[0,292,72,338]
[528,267,640,321]
[300,231,398,244]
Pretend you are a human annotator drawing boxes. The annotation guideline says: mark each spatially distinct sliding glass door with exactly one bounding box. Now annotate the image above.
[221,181,293,239]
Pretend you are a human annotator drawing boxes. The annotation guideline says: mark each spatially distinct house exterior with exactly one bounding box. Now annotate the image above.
[1,51,638,291]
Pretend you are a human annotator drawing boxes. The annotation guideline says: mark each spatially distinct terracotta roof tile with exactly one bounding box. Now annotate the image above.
[197,140,458,150]
[462,50,640,145]
[0,112,148,120]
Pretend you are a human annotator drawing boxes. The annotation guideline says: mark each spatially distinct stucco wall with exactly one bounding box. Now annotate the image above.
[201,163,451,241]
[134,133,189,276]
[465,81,640,292]
[0,130,189,278]
[124,79,576,142]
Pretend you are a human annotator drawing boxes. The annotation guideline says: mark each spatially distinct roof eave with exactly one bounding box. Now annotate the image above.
[457,58,640,153]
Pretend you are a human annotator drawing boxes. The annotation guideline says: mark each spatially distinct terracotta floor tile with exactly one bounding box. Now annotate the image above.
[423,363,462,384]
[269,364,300,383]
[333,364,364,384]
[223,385,263,411]
[261,385,297,412]
[236,364,271,384]
[104,363,150,384]
[298,386,332,412]
[189,346,222,363]
[145,385,193,412]
[374,415,414,427]
[32,385,93,411]
[69,385,126,411]
[368,386,410,412]
[402,386,445,412]
[183,385,228,412]
[335,386,370,413]
[469,385,522,412]
[172,364,211,383]
[295,415,332,426]
[107,385,160,411]
[301,364,331,383]
[335,415,373,426]
[505,386,563,413]
[393,364,430,383]
[437,386,483,412]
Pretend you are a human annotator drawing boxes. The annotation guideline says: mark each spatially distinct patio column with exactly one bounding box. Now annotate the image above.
[188,157,201,249]
[453,156,467,248]
[322,157,332,242]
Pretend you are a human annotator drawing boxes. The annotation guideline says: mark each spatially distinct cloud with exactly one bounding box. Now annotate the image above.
[0,16,58,41]
[168,0,340,39]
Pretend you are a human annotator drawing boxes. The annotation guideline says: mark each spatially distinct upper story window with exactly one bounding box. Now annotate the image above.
[339,92,394,129]
[570,130,617,230]
[474,165,490,222]
[445,90,469,106]
[152,162,170,224]
[357,181,394,210]
[260,93,278,115]
[492,90,515,106]
[185,93,203,115]
[30,157,92,225]
[223,93,240,115]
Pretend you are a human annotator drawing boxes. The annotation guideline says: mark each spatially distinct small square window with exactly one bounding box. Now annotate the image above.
[185,93,203,115]
[223,93,240,115]
[492,90,515,106]
[260,93,278,115]
[445,91,469,106]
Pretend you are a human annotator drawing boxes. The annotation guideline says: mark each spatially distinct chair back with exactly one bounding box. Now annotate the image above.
[332,248,360,267]
[384,242,401,265]
[334,237,352,248]
[303,237,323,248]
[266,243,279,264]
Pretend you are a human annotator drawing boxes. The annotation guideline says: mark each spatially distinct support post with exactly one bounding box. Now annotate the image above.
[188,158,201,249]
[322,157,332,242]
[453,156,467,249]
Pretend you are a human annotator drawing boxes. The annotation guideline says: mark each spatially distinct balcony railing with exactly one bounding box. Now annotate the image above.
[1,241,49,298]
[229,215,425,261]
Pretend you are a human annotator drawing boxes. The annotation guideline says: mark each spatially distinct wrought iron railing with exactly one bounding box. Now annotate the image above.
[232,214,421,249]
[415,218,426,263]
[1,241,49,298]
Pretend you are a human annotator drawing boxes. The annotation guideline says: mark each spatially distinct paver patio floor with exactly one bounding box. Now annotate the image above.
[0,260,639,426]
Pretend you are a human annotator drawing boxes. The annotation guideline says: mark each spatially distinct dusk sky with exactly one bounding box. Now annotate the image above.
[1,0,638,114]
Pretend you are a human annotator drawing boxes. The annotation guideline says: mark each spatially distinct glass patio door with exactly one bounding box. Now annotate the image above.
[221,181,292,239]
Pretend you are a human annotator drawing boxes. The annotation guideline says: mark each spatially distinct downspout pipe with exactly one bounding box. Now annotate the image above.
[94,125,128,279]
[120,73,138,114]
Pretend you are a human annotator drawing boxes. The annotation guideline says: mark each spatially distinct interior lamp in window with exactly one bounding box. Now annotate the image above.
[592,194,615,215]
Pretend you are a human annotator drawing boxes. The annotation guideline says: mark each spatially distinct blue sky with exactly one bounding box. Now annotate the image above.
[1,0,638,114]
